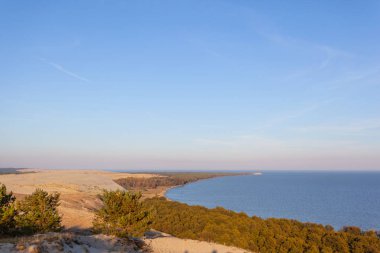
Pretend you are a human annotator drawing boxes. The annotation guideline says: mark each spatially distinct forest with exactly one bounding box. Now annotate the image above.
[114,172,243,189]
[144,197,380,253]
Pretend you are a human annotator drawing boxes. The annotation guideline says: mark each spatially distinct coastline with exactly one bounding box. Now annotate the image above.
[116,171,253,200]
[159,172,252,201]
[2,169,380,252]
[156,171,380,232]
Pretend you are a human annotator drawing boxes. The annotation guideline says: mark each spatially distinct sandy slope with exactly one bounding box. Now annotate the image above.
[144,231,252,253]
[146,237,251,253]
[0,169,154,195]
[0,169,155,229]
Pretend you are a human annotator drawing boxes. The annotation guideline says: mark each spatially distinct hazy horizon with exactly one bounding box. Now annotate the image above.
[1,1,380,171]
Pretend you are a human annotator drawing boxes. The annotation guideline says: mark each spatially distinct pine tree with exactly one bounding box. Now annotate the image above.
[93,190,152,238]
[15,189,62,234]
[0,183,16,235]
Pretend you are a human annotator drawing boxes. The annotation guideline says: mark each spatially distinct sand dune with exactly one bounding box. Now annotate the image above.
[0,169,154,194]
[0,169,156,229]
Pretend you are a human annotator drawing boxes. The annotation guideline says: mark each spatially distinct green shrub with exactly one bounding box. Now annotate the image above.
[0,183,17,235]
[15,189,62,234]
[93,190,152,238]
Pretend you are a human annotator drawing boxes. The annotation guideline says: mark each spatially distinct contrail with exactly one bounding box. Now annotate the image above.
[40,58,90,83]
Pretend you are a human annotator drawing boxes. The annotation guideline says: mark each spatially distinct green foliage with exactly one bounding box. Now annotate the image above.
[144,197,380,253]
[114,172,244,190]
[0,183,17,235]
[93,190,152,238]
[15,189,62,234]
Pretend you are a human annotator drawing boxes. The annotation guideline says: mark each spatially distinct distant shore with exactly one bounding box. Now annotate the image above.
[113,171,251,200]
[162,172,253,199]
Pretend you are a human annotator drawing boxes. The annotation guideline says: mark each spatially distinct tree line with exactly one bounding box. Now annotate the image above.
[114,172,243,189]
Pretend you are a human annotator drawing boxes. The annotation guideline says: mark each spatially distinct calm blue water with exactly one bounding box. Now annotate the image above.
[166,172,380,231]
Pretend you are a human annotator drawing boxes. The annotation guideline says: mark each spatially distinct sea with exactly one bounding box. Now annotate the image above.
[166,171,380,231]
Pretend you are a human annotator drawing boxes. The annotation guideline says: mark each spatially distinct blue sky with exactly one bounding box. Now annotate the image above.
[1,0,380,170]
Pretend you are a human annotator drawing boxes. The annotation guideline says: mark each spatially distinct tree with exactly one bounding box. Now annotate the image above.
[15,189,62,234]
[0,183,16,235]
[341,226,362,235]
[93,190,152,238]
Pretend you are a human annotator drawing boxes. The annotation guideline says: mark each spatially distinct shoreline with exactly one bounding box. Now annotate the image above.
[154,171,380,232]
[114,171,253,200]
[158,172,252,201]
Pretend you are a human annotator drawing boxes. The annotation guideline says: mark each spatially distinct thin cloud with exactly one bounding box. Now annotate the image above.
[316,45,353,70]
[253,99,335,131]
[294,119,380,135]
[194,134,287,155]
[245,15,354,82]
[40,58,90,83]
[326,66,380,90]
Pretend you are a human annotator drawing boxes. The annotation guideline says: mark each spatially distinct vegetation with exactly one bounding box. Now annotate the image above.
[0,183,16,235]
[15,189,62,234]
[0,183,62,236]
[144,197,380,253]
[2,178,379,253]
[93,190,152,238]
[115,172,244,190]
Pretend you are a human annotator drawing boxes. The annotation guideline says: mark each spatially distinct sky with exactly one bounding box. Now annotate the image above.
[1,0,380,171]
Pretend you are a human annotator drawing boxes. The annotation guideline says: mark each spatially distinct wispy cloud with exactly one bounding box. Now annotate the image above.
[40,58,90,83]
[239,8,354,78]
[326,66,380,90]
[316,45,353,70]
[194,134,287,155]
[253,99,335,131]
[261,30,380,92]
[295,119,380,135]
[267,33,354,80]
[254,21,353,65]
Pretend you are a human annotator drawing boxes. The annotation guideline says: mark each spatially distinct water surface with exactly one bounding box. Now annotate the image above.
[166,172,380,230]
